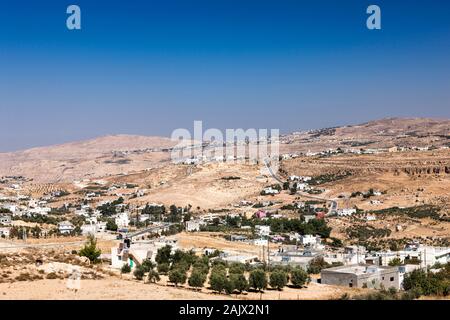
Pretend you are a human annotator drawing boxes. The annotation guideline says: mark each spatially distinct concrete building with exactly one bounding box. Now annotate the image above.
[111,238,178,269]
[58,221,75,234]
[185,219,205,232]
[217,253,259,264]
[255,225,270,237]
[371,246,450,268]
[271,247,322,269]
[253,238,269,246]
[0,227,10,238]
[115,212,130,228]
[299,234,320,246]
[0,215,12,225]
[337,208,356,216]
[321,264,401,290]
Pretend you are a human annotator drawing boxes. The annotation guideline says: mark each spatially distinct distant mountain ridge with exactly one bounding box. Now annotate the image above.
[0,117,448,183]
[280,117,450,154]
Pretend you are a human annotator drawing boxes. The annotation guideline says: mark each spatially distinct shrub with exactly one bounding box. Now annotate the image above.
[46,272,58,279]
[133,266,145,280]
[78,235,101,263]
[388,257,403,266]
[106,219,118,231]
[15,273,33,281]
[147,270,160,283]
[140,259,155,273]
[121,264,131,274]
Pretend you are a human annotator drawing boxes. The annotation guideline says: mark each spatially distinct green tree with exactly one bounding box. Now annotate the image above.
[270,270,288,291]
[230,273,248,293]
[388,257,403,266]
[157,263,170,274]
[224,279,235,295]
[155,245,172,265]
[249,269,267,292]
[147,270,160,283]
[121,264,131,274]
[229,262,245,275]
[291,268,309,287]
[210,269,227,293]
[140,259,155,272]
[188,270,207,290]
[168,268,187,287]
[307,256,329,274]
[78,235,101,263]
[106,219,118,231]
[133,266,145,280]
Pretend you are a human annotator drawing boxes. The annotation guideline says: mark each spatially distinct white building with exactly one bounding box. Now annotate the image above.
[253,238,269,246]
[81,224,97,236]
[81,221,107,235]
[0,215,12,225]
[262,187,279,195]
[374,246,450,268]
[58,221,75,234]
[115,212,130,228]
[75,209,89,217]
[0,227,10,238]
[29,207,51,216]
[337,208,356,216]
[1,204,17,213]
[185,219,205,232]
[111,238,178,269]
[296,183,310,191]
[299,234,320,246]
[255,225,271,237]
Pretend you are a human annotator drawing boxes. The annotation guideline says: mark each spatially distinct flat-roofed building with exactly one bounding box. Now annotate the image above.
[321,264,400,290]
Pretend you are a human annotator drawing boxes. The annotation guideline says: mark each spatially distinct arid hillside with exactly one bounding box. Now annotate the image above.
[280,117,450,153]
[0,135,176,183]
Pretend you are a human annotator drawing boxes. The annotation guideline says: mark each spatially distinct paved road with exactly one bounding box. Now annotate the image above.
[127,222,173,239]
[297,192,338,215]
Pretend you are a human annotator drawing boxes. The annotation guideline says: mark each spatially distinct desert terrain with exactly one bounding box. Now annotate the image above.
[0,117,449,300]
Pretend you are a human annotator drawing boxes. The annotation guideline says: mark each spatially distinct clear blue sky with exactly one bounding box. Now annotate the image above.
[0,0,449,151]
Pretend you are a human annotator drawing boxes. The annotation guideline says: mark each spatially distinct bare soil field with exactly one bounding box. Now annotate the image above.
[0,275,367,300]
[0,277,229,300]
[175,232,263,258]
[125,162,271,209]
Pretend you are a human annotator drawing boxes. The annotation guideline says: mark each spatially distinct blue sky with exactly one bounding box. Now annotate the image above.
[0,0,449,151]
